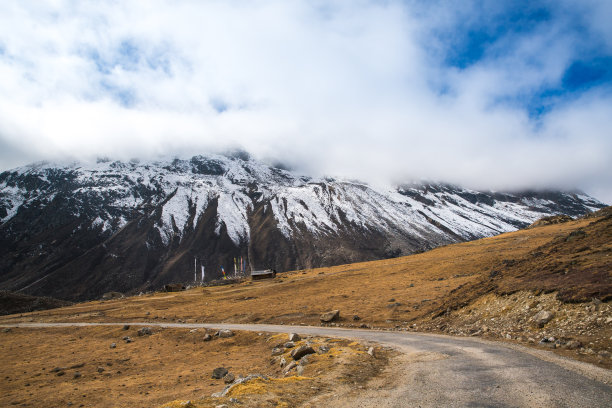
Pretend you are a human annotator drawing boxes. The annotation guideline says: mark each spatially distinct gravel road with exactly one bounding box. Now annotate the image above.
[3,322,611,407]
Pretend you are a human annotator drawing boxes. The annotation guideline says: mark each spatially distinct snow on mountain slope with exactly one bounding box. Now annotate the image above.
[0,154,605,244]
[0,153,605,300]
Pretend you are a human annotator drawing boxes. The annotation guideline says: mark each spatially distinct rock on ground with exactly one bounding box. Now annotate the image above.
[291,345,316,361]
[137,327,153,336]
[320,310,340,322]
[284,361,297,373]
[218,329,234,338]
[212,367,228,379]
[533,310,554,327]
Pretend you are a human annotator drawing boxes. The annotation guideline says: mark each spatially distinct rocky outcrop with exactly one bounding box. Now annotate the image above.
[528,215,573,228]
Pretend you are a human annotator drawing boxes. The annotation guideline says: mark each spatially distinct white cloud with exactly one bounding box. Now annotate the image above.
[0,0,610,202]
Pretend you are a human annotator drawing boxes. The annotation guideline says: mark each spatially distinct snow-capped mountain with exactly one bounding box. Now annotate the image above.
[0,152,605,300]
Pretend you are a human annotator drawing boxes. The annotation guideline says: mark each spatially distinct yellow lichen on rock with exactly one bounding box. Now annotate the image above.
[273,376,313,382]
[226,378,270,396]
[226,376,312,398]
[160,400,196,408]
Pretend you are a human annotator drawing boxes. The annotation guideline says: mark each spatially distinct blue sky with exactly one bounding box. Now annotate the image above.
[0,0,610,200]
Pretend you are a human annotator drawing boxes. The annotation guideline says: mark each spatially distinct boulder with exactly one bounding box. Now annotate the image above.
[122,325,130,330]
[137,327,153,336]
[203,334,212,341]
[223,373,235,384]
[271,347,284,356]
[352,315,361,321]
[320,310,340,323]
[284,342,295,348]
[532,310,554,327]
[318,345,330,354]
[212,367,228,379]
[565,340,582,350]
[367,346,375,357]
[288,333,301,342]
[218,329,234,338]
[110,343,117,349]
[291,345,315,361]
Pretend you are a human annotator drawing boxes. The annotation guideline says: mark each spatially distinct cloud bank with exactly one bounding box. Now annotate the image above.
[0,1,610,201]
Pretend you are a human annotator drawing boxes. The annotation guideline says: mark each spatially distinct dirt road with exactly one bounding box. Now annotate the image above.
[3,322,611,407]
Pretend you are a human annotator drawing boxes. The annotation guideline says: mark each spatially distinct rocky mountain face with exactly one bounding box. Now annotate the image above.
[0,153,605,300]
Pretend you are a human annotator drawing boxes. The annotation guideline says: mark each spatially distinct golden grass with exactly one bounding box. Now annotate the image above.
[0,216,602,329]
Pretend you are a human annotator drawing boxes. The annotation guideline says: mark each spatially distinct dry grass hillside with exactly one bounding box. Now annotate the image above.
[0,326,390,407]
[1,207,610,369]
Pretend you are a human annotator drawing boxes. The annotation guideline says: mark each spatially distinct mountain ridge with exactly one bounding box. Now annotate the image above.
[0,153,605,300]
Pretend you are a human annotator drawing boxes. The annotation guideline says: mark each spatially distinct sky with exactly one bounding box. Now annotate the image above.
[0,1,611,202]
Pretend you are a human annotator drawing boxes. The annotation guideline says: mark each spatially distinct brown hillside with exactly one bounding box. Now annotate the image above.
[438,206,612,312]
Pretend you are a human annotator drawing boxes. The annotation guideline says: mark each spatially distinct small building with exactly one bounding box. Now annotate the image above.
[165,283,186,292]
[250,269,277,280]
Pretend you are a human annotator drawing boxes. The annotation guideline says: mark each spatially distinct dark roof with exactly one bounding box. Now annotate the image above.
[251,269,275,275]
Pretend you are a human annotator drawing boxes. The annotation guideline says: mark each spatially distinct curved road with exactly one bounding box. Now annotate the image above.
[3,322,611,407]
